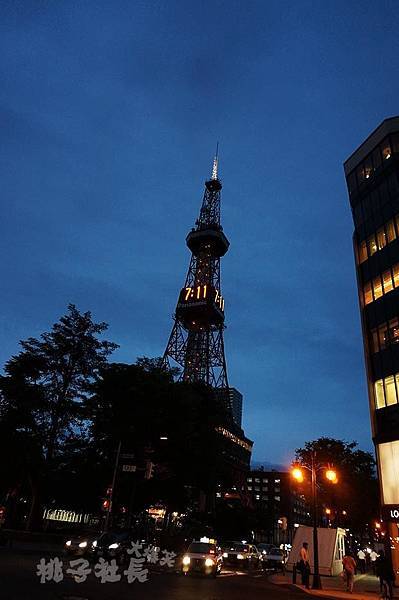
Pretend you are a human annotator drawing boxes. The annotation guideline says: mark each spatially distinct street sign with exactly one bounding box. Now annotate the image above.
[122,464,136,473]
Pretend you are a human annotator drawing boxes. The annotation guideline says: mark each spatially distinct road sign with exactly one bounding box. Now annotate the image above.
[122,464,136,473]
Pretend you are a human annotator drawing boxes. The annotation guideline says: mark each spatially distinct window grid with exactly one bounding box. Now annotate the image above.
[374,372,399,409]
[363,262,399,305]
[357,213,399,265]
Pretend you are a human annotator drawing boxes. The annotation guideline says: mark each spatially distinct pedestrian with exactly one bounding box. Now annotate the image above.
[298,542,311,589]
[375,551,395,599]
[357,548,366,574]
[370,549,379,575]
[342,552,357,593]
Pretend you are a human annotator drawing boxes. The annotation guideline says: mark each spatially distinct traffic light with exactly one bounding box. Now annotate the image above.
[144,461,154,479]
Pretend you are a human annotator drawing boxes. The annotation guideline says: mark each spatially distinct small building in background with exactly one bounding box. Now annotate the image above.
[245,468,310,545]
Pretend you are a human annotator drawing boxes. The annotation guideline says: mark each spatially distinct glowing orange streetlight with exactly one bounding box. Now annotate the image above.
[290,453,339,590]
[292,467,304,483]
[325,468,338,484]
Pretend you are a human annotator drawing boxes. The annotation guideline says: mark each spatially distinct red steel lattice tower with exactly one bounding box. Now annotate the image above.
[163,151,230,389]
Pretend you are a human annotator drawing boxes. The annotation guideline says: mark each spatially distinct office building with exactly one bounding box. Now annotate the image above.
[344,117,399,580]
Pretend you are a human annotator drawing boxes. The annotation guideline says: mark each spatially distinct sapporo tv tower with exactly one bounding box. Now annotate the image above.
[163,149,252,480]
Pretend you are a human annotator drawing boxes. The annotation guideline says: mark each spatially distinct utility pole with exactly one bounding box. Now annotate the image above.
[104,440,121,532]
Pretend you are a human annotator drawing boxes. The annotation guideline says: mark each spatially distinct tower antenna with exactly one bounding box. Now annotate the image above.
[211,142,219,180]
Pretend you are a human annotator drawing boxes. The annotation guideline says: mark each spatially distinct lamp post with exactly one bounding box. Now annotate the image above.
[292,451,338,590]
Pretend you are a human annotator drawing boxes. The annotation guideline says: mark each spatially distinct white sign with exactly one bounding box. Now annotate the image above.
[122,465,136,472]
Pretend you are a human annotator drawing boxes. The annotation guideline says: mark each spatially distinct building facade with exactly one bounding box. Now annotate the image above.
[245,469,309,545]
[228,387,243,428]
[344,117,399,580]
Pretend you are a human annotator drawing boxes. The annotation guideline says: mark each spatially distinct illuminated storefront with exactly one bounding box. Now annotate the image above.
[344,117,399,582]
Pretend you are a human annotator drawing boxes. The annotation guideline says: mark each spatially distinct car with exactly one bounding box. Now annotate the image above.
[262,546,286,571]
[90,531,135,564]
[64,535,94,557]
[221,541,261,569]
[257,543,275,557]
[181,539,223,577]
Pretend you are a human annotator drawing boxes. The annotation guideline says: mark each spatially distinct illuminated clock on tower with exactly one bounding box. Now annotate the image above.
[176,284,225,328]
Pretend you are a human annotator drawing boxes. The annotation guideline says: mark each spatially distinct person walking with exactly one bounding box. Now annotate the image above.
[343,552,357,593]
[298,542,311,589]
[375,551,395,599]
[357,549,366,574]
[370,549,379,575]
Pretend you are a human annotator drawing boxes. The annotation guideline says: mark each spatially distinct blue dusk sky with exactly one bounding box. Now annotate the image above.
[1,0,399,465]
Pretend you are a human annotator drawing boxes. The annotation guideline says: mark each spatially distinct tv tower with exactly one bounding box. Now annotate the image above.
[163,148,230,390]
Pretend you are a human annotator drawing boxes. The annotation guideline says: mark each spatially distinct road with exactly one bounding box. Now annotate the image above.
[0,545,308,600]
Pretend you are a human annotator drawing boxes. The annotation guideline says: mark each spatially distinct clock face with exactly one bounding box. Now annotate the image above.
[178,285,224,311]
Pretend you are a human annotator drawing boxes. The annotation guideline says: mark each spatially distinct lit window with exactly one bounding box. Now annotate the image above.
[274,479,281,483]
[274,496,281,501]
[385,376,397,406]
[247,486,252,491]
[367,235,378,257]
[255,495,260,500]
[375,379,385,409]
[247,478,252,482]
[382,144,392,160]
[378,440,399,504]
[377,228,386,250]
[262,478,268,483]
[254,478,260,483]
[364,282,373,305]
[386,220,396,243]
[383,270,393,294]
[372,275,383,300]
[393,264,399,288]
[358,240,368,264]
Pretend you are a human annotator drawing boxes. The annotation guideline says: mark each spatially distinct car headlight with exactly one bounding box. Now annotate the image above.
[237,553,244,560]
[92,540,97,548]
[108,543,119,549]
[205,558,214,567]
[65,540,72,547]
[78,541,88,548]
[182,555,191,566]
[223,552,228,558]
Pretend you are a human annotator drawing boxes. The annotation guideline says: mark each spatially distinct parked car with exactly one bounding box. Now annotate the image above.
[181,540,223,577]
[262,546,286,570]
[221,541,261,569]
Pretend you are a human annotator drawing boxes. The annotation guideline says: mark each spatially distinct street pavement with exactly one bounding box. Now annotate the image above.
[271,572,399,600]
[0,544,308,600]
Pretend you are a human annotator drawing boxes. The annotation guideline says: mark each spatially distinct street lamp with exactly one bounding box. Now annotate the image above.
[291,452,339,590]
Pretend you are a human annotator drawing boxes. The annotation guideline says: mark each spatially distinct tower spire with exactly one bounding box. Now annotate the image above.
[211,142,219,180]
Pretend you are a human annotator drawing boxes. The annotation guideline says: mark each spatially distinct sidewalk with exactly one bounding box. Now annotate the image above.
[270,572,399,600]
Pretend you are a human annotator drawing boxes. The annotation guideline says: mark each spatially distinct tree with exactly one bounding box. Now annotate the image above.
[295,437,378,535]
[0,304,118,529]
[87,360,231,518]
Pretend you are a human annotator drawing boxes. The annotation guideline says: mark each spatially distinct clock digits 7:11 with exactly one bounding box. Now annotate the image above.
[184,285,225,311]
